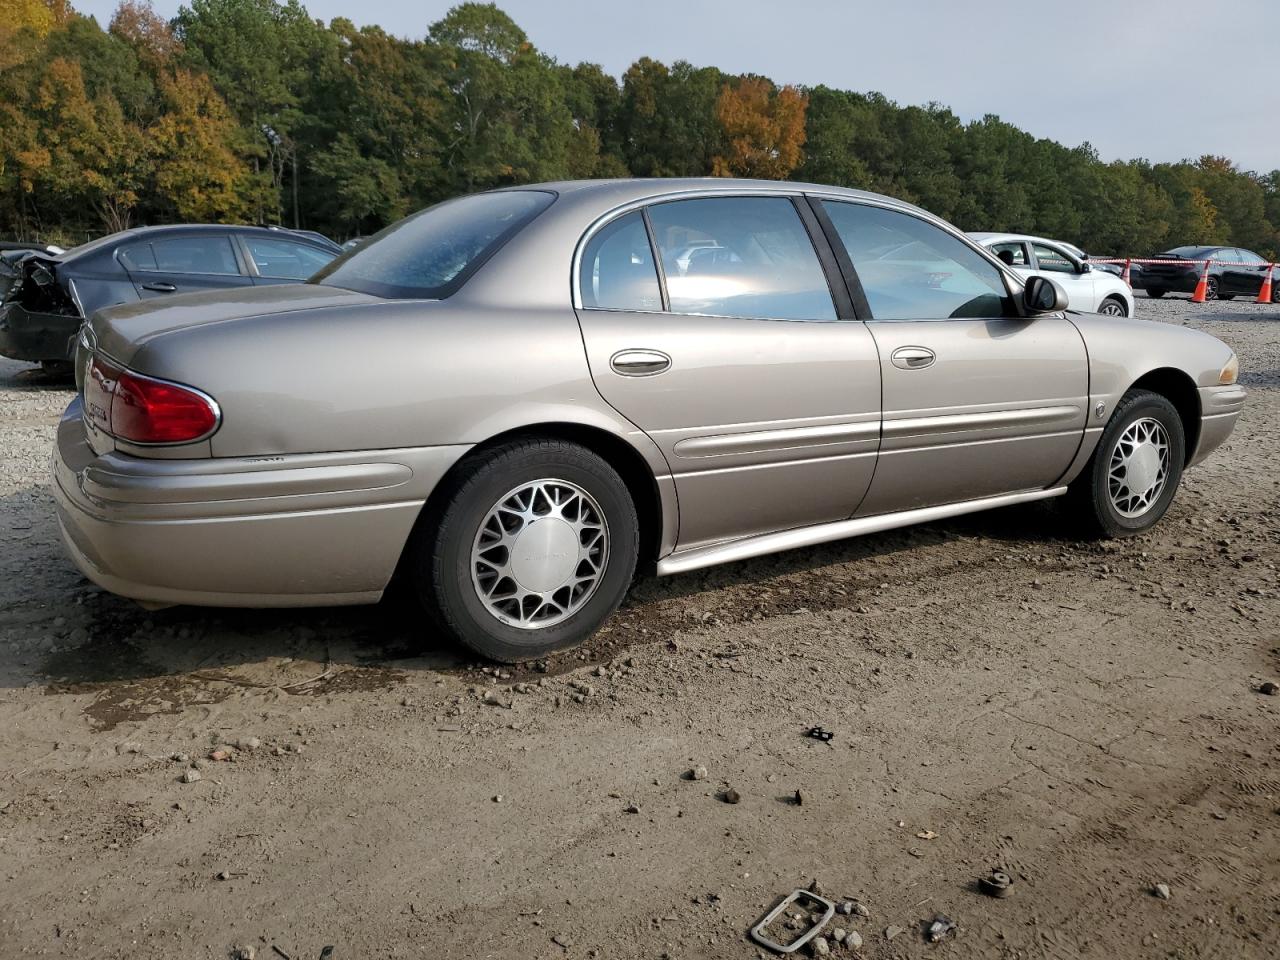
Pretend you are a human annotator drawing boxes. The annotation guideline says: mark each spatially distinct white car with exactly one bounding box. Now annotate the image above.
[968,232,1135,317]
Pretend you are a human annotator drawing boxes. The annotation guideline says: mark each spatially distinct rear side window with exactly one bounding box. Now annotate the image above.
[579,212,662,311]
[244,237,336,279]
[821,201,1013,321]
[313,190,554,299]
[646,197,836,321]
[121,236,240,276]
[991,242,1028,266]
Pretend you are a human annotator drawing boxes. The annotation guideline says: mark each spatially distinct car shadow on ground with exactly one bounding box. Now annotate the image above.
[1,489,1076,713]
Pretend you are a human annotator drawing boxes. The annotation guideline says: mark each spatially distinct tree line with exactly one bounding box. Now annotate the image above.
[2,0,1278,257]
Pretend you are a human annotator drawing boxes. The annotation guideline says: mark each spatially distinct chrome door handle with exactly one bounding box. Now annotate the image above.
[142,282,177,293]
[610,349,671,376]
[890,346,936,370]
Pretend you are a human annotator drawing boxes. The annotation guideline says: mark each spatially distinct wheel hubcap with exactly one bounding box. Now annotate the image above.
[470,479,608,629]
[1100,300,1125,316]
[1107,418,1170,518]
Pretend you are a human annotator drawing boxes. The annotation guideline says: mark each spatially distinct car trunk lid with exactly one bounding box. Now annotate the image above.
[76,283,380,458]
[87,283,378,365]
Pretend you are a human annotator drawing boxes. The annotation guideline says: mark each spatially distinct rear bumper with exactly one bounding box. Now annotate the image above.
[52,399,470,607]
[0,301,80,362]
[1189,384,1246,467]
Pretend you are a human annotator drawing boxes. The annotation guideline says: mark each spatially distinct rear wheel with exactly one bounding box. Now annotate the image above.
[1098,296,1127,317]
[1066,389,1185,538]
[1205,276,1220,300]
[1272,283,1280,304]
[412,438,639,662]
[1145,288,1165,299]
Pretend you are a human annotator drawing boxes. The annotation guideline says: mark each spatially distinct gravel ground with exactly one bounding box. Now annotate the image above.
[1,291,1277,959]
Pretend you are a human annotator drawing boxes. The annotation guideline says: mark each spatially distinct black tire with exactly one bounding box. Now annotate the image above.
[412,438,639,662]
[1204,276,1219,301]
[1145,288,1165,299]
[40,359,73,378]
[1098,295,1128,317]
[1272,283,1280,304]
[1066,389,1185,539]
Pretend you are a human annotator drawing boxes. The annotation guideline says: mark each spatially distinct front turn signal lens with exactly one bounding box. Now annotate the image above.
[1219,354,1239,385]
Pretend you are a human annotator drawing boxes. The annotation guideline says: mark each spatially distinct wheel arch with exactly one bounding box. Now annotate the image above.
[400,421,673,582]
[1129,367,1201,463]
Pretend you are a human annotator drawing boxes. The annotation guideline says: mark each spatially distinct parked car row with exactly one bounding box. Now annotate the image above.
[49,180,1245,662]
[0,225,341,369]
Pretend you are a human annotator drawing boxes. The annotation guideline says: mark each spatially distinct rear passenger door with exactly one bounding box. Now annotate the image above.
[119,234,252,300]
[573,195,883,551]
[815,199,1088,515]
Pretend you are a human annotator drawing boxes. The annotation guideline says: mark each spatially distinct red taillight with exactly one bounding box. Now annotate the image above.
[87,356,219,444]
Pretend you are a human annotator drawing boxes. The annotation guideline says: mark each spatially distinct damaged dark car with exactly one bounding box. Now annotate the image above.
[0,224,339,371]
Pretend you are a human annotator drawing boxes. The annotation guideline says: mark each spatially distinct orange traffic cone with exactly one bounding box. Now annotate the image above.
[1120,258,1132,288]
[1191,259,1211,303]
[1257,263,1274,304]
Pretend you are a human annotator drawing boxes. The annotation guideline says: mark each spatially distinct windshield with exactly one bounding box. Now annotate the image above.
[312,190,555,299]
[1161,246,1213,258]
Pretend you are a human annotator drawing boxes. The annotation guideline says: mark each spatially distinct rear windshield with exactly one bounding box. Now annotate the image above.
[312,190,555,299]
[1161,246,1213,258]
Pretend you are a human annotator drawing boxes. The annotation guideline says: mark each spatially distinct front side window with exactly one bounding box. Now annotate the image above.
[1032,243,1076,274]
[313,190,554,299]
[646,197,836,321]
[821,201,1013,321]
[579,212,662,311]
[245,237,336,279]
[121,236,240,276]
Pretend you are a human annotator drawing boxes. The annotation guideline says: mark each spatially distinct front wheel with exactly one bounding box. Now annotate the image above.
[412,438,639,662]
[1145,288,1165,299]
[1066,390,1185,538]
[1098,296,1128,317]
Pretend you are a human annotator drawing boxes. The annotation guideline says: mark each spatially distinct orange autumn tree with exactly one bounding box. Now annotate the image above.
[712,76,808,180]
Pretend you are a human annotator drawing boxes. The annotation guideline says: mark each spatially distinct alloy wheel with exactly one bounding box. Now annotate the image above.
[1098,299,1126,317]
[1107,417,1171,518]
[470,478,609,629]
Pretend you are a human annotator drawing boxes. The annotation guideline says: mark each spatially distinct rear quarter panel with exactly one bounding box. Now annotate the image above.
[129,301,666,469]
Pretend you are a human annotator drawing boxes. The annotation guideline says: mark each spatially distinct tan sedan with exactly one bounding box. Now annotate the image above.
[53,179,1246,661]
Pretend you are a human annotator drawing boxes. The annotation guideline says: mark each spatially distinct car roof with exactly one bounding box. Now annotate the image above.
[57,223,335,263]
[504,177,938,219]
[967,231,1077,251]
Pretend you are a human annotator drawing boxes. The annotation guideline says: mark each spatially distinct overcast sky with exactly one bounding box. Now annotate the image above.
[77,0,1280,173]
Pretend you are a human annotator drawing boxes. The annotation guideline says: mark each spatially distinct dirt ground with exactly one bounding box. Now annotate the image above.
[1,292,1277,960]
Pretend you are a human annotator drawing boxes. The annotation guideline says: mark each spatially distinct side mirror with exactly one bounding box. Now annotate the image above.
[1079,262,1092,274]
[1023,275,1068,313]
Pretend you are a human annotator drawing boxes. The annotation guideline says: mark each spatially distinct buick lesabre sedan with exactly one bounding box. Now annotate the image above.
[54,179,1246,661]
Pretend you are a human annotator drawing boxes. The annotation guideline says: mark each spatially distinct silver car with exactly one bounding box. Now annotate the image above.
[53,179,1246,661]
